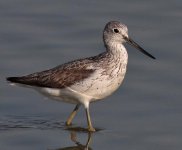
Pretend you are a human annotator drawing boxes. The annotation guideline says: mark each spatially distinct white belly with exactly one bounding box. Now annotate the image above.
[37,87,94,104]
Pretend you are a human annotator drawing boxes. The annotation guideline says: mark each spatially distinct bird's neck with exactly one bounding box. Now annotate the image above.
[105,42,128,63]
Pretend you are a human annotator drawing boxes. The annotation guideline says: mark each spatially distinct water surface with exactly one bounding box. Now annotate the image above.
[1,0,182,150]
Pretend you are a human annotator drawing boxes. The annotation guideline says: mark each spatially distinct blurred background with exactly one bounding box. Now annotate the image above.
[0,0,182,150]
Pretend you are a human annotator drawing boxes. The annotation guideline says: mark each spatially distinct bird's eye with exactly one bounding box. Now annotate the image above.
[113,28,119,33]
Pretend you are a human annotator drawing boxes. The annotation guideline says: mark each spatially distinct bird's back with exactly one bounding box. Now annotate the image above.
[6,56,97,88]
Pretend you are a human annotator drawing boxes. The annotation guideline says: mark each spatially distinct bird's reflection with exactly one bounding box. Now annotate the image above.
[52,131,92,150]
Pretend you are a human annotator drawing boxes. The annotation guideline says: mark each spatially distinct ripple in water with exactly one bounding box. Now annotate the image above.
[0,116,65,131]
[0,115,102,132]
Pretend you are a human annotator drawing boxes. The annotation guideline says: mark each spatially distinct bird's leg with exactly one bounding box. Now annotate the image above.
[66,104,80,126]
[85,107,95,132]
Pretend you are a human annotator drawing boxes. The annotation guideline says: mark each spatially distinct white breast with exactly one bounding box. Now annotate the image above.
[69,52,128,101]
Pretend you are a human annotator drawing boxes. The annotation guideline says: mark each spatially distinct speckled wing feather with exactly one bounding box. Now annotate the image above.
[6,58,96,89]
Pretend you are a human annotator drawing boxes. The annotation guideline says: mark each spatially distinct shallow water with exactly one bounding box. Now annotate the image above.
[1,0,182,150]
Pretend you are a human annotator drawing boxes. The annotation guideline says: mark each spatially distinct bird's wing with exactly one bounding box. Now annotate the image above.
[7,59,95,89]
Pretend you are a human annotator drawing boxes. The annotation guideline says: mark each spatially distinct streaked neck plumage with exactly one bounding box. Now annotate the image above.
[104,40,128,64]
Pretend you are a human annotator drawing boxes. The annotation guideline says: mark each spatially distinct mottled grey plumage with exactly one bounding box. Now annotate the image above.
[7,58,96,88]
[7,21,155,131]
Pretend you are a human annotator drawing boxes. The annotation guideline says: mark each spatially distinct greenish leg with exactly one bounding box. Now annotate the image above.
[66,104,80,126]
[86,107,96,132]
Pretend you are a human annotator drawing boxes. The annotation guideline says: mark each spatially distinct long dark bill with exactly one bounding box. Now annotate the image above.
[125,37,156,59]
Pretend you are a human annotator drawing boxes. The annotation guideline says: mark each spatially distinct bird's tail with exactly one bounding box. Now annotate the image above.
[6,77,26,84]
